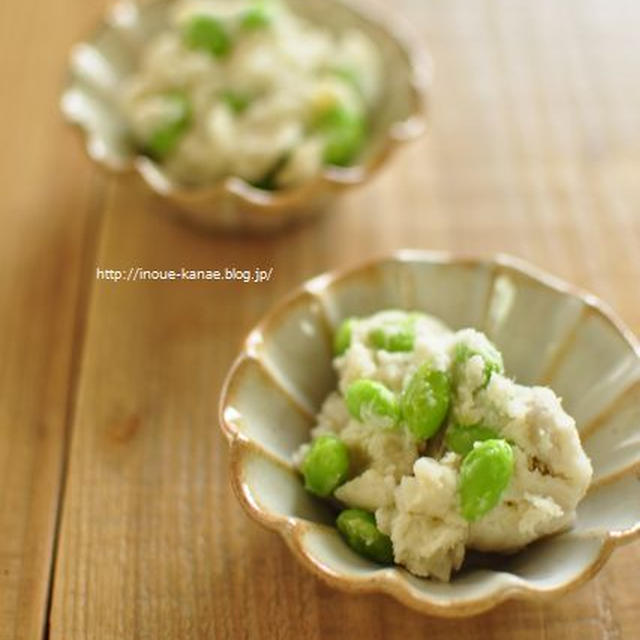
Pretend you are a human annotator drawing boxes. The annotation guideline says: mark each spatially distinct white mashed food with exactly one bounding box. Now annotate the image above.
[120,0,381,188]
[296,310,593,581]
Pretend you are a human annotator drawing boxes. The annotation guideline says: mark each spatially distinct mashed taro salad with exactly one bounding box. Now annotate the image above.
[120,0,381,188]
[294,310,593,581]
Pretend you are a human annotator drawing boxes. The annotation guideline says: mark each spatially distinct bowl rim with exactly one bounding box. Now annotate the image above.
[219,250,640,617]
[61,0,432,215]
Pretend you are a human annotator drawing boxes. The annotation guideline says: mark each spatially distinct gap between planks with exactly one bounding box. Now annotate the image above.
[40,174,111,640]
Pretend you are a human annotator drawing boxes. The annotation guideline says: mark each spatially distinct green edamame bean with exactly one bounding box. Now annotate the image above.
[301,435,349,497]
[454,338,504,387]
[323,117,365,166]
[459,439,514,522]
[221,90,250,114]
[368,317,415,352]
[183,15,231,57]
[334,317,356,356]
[345,379,400,427]
[248,153,290,191]
[400,364,451,440]
[145,93,191,159]
[312,103,350,129]
[241,2,273,29]
[313,104,366,167]
[445,422,500,456]
[336,509,394,564]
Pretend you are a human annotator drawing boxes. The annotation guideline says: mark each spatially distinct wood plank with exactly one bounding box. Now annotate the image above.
[49,0,640,638]
[0,0,110,637]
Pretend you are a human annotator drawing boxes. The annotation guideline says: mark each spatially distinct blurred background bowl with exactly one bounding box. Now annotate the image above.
[61,0,431,233]
[219,251,640,617]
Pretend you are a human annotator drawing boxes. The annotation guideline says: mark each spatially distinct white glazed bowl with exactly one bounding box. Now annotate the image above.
[61,0,430,232]
[219,251,640,617]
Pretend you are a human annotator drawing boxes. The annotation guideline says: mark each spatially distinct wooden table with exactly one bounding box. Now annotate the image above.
[1,0,639,638]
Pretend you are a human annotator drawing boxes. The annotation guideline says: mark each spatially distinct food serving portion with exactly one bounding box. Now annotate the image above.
[120,0,382,189]
[295,310,593,581]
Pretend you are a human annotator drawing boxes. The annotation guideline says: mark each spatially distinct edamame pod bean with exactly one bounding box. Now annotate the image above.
[445,422,499,456]
[459,439,514,522]
[345,379,400,428]
[248,153,290,191]
[400,364,450,440]
[183,15,231,57]
[334,317,356,356]
[323,114,365,166]
[312,103,351,129]
[313,105,366,167]
[241,3,273,29]
[302,435,349,497]
[454,337,504,387]
[145,93,191,159]
[336,509,394,564]
[221,90,250,114]
[368,317,415,352]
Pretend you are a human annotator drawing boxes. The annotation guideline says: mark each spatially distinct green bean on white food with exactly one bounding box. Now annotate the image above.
[345,379,400,428]
[301,434,349,497]
[336,509,394,564]
[458,439,514,522]
[400,363,451,441]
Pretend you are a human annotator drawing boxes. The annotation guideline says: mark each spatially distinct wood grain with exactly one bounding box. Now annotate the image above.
[1,0,639,638]
[0,0,109,637]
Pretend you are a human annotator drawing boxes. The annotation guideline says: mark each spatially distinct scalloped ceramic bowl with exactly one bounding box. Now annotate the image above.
[60,0,430,232]
[219,251,640,617]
